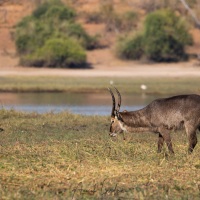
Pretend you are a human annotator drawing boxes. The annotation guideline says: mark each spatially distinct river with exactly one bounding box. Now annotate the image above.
[0,92,166,115]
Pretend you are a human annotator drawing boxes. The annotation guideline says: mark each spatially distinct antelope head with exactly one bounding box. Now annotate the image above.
[108,87,125,137]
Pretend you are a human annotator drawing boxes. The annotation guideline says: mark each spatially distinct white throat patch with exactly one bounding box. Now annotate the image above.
[118,120,127,132]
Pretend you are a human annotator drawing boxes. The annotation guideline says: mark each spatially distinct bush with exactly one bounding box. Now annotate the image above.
[116,34,144,60]
[44,5,76,21]
[16,18,52,54]
[144,9,192,62]
[64,23,98,49]
[32,0,67,19]
[21,38,86,68]
[116,9,193,62]
[14,0,97,68]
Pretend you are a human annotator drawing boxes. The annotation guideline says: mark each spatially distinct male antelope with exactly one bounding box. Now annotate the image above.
[108,87,200,154]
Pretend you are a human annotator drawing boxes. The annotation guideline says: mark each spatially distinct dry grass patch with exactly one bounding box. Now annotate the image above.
[0,110,200,199]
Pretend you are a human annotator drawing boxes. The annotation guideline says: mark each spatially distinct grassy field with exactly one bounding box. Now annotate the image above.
[0,76,200,94]
[0,76,200,199]
[0,110,200,199]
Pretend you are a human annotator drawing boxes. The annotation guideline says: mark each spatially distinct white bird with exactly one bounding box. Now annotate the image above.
[140,84,147,90]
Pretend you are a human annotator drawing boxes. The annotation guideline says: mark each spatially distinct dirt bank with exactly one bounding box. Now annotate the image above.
[0,61,200,77]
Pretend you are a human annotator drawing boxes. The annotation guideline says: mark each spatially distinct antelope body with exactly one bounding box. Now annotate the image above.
[108,87,200,154]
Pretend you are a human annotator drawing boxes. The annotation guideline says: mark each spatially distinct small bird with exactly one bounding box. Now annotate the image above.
[140,84,147,90]
[110,80,114,85]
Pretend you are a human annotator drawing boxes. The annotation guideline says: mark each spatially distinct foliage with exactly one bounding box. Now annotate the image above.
[116,9,193,62]
[21,38,86,68]
[144,9,193,62]
[14,0,97,68]
[33,0,75,20]
[116,33,144,60]
[64,23,99,49]
[0,109,200,199]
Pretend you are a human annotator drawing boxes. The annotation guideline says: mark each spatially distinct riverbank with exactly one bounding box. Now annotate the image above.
[0,61,200,77]
[0,76,200,95]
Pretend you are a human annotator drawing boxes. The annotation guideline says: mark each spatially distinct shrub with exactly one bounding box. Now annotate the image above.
[44,5,76,21]
[143,9,193,62]
[21,38,86,68]
[64,23,98,49]
[15,18,52,54]
[33,2,50,18]
[116,34,144,60]
[32,0,65,19]
[14,0,97,68]
[116,9,193,62]
[16,34,32,54]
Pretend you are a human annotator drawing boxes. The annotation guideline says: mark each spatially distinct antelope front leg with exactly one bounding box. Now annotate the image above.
[122,132,126,140]
[157,133,164,153]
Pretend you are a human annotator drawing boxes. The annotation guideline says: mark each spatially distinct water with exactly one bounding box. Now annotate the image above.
[0,92,165,115]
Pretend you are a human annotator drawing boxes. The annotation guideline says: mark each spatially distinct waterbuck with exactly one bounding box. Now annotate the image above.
[108,87,200,154]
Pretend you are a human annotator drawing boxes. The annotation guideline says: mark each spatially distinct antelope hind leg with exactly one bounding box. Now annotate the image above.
[187,130,197,153]
[160,129,174,154]
[185,123,198,153]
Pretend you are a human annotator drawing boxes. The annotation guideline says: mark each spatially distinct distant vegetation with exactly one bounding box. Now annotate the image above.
[84,1,138,33]
[137,0,197,14]
[14,0,98,68]
[13,0,198,66]
[116,9,193,62]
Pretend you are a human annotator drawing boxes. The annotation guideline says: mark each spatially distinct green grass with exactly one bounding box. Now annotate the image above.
[0,110,200,199]
[0,76,200,94]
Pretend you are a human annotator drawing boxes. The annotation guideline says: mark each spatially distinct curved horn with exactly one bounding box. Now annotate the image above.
[113,87,121,112]
[108,88,116,117]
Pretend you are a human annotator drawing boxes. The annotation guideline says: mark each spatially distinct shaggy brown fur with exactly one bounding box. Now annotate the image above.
[108,88,200,154]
